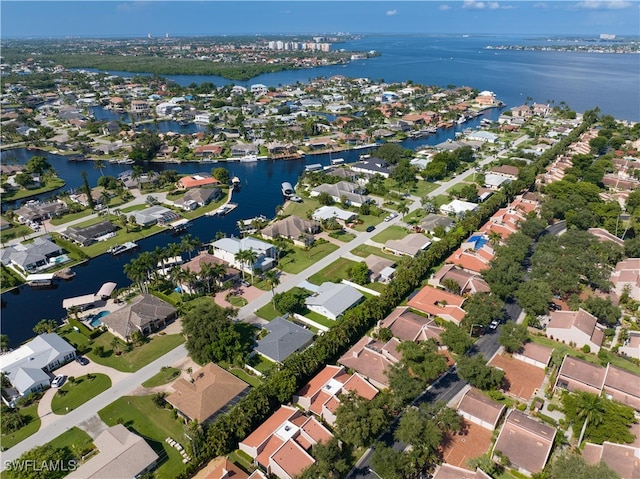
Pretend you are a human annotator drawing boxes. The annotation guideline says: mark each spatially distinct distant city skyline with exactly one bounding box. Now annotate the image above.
[1,1,639,38]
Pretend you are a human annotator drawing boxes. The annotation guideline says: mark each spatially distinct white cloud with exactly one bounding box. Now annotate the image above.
[463,0,487,9]
[488,2,500,9]
[386,9,398,16]
[533,2,548,8]
[439,4,451,10]
[576,0,632,9]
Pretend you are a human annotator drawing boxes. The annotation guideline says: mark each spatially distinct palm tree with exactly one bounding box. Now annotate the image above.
[0,334,9,352]
[209,263,227,292]
[235,249,250,280]
[94,159,106,177]
[397,202,410,219]
[488,230,502,247]
[264,269,281,305]
[576,392,606,446]
[100,191,111,216]
[181,234,201,260]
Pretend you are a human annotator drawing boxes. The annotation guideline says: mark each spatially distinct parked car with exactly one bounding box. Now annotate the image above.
[76,356,89,366]
[51,375,66,388]
[366,225,375,232]
[488,320,500,330]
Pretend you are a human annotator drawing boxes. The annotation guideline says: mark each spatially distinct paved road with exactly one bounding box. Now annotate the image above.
[1,344,187,464]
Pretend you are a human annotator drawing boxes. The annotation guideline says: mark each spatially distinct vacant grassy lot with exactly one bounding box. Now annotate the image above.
[349,244,401,263]
[279,241,338,274]
[51,373,112,414]
[308,257,358,285]
[142,367,181,388]
[0,404,41,450]
[47,426,94,458]
[49,209,94,225]
[99,395,187,479]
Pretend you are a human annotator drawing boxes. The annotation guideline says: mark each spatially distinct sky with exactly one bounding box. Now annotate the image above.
[1,1,639,38]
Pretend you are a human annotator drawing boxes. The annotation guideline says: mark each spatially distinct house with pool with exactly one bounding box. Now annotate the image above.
[100,294,178,341]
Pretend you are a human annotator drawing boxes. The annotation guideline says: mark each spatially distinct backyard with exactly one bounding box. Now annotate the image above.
[99,395,187,479]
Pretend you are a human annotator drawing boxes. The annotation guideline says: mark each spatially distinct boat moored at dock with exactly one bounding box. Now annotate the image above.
[107,241,138,255]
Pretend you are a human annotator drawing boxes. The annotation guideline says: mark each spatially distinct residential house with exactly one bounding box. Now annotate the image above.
[130,100,150,113]
[230,143,259,157]
[554,356,607,396]
[484,173,511,190]
[407,285,466,325]
[380,307,444,343]
[180,253,240,290]
[194,458,249,479]
[384,234,431,257]
[349,157,391,178]
[238,405,333,479]
[620,330,640,360]
[420,214,455,234]
[0,333,76,404]
[588,227,625,248]
[211,236,276,274]
[304,282,363,320]
[166,363,249,423]
[445,235,496,275]
[583,441,640,479]
[177,173,221,190]
[466,131,498,143]
[118,170,159,189]
[512,342,553,369]
[194,144,223,157]
[429,264,490,295]
[61,221,117,246]
[312,205,357,224]
[260,216,320,247]
[610,258,640,301]
[491,165,519,180]
[130,205,180,226]
[66,425,158,479]
[174,187,222,211]
[254,317,315,364]
[362,254,396,283]
[100,294,178,341]
[440,199,478,217]
[14,200,68,223]
[294,365,378,426]
[493,410,556,476]
[338,336,400,389]
[603,365,640,411]
[433,464,493,479]
[457,388,505,431]
[546,309,604,353]
[310,181,372,207]
[1,236,65,275]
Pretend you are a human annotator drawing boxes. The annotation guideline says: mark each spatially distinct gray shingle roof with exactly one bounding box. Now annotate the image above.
[305,282,363,318]
[255,317,314,363]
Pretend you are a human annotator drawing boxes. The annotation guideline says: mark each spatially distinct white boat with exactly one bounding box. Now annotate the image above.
[108,241,138,255]
[239,154,258,162]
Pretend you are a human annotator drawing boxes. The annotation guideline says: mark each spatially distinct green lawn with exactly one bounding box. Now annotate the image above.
[328,230,356,242]
[283,196,322,219]
[531,335,640,375]
[46,426,94,458]
[350,213,385,231]
[0,223,33,244]
[229,295,248,307]
[249,355,276,375]
[49,209,94,226]
[351,244,401,263]
[279,241,339,274]
[59,325,185,372]
[371,225,409,243]
[365,281,387,293]
[446,182,473,195]
[304,310,336,329]
[1,177,65,201]
[255,301,281,321]
[229,368,262,387]
[308,258,358,285]
[51,374,112,414]
[411,180,439,197]
[99,395,187,479]
[142,367,181,388]
[0,404,41,450]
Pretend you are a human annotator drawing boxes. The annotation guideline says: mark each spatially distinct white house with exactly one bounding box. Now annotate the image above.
[440,199,478,217]
[305,282,363,320]
[312,206,357,223]
[251,84,268,95]
[211,236,276,273]
[466,131,498,143]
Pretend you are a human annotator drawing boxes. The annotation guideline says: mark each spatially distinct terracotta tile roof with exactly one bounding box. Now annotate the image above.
[241,405,299,449]
[338,336,396,388]
[296,365,344,399]
[457,388,505,429]
[381,307,445,343]
[202,458,249,479]
[270,440,314,479]
[342,374,379,400]
[407,286,466,324]
[583,442,640,479]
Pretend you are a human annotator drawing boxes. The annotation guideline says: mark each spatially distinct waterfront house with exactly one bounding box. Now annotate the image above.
[457,388,505,431]
[0,333,76,404]
[177,173,221,189]
[130,206,180,226]
[304,282,363,320]
[100,294,178,341]
[61,221,117,246]
[66,425,158,479]
[174,187,222,210]
[254,317,315,364]
[294,365,378,426]
[230,143,259,157]
[194,144,223,157]
[166,363,249,423]
[311,206,357,224]
[546,309,604,353]
[493,410,556,476]
[238,405,333,479]
[211,236,276,274]
[349,157,391,178]
[1,236,65,275]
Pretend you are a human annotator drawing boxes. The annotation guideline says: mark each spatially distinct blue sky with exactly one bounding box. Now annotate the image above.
[2,1,639,38]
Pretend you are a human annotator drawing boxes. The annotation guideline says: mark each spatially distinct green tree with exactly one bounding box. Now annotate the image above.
[335,393,391,448]
[498,323,529,353]
[549,453,620,479]
[467,454,504,477]
[0,334,9,352]
[370,444,408,479]
[273,289,306,315]
[25,155,52,174]
[317,191,335,206]
[7,444,69,479]
[80,170,95,209]
[349,262,370,285]
[515,280,553,317]
[299,437,350,479]
[396,201,410,219]
[462,293,504,329]
[440,322,473,355]
[211,167,230,184]
[582,297,621,327]
[33,319,58,335]
[456,354,505,390]
[264,269,281,305]
[395,406,442,469]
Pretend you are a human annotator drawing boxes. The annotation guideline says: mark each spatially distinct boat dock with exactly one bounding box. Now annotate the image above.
[107,241,138,255]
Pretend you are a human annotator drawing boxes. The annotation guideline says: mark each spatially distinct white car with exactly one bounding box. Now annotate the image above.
[489,320,500,330]
[51,375,66,388]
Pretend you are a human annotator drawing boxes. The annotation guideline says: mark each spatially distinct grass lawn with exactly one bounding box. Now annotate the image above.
[283,197,322,219]
[0,404,41,450]
[365,281,387,293]
[371,225,409,243]
[433,194,450,207]
[446,181,473,195]
[0,223,33,244]
[178,191,229,220]
[1,177,65,201]
[304,310,336,329]
[403,209,427,226]
[279,241,338,274]
[49,209,94,226]
[249,355,276,376]
[83,332,184,373]
[255,301,281,321]
[229,450,254,474]
[308,257,358,285]
[51,374,112,415]
[47,426,94,458]
[120,204,148,213]
[350,213,385,232]
[351,244,402,262]
[229,295,248,307]
[328,230,356,242]
[142,367,181,388]
[531,335,640,375]
[411,180,439,197]
[99,395,187,479]
[229,368,262,387]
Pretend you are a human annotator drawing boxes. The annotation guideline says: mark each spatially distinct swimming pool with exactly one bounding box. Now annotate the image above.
[89,310,109,328]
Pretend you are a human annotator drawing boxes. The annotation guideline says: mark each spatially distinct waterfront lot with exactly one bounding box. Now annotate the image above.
[99,395,187,479]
